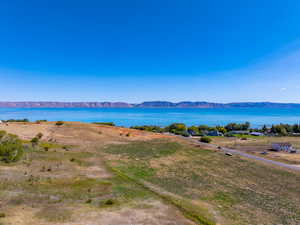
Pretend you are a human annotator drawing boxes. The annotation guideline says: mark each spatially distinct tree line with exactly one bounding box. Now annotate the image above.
[131,122,300,137]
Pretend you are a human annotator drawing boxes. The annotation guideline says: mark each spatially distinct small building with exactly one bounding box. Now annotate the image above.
[250,132,264,136]
[207,130,223,136]
[271,143,293,152]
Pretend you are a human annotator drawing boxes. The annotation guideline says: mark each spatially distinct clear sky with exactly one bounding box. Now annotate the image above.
[1,0,300,103]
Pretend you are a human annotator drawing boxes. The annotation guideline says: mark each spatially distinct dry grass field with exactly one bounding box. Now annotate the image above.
[0,122,299,225]
[0,122,191,225]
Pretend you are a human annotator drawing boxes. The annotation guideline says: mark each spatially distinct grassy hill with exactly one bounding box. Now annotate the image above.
[0,122,299,225]
[104,139,300,225]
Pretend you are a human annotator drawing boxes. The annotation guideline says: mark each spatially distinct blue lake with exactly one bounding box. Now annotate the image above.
[0,108,300,127]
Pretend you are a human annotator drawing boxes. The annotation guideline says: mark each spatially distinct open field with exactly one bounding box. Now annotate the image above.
[0,122,191,225]
[209,136,300,165]
[0,122,299,225]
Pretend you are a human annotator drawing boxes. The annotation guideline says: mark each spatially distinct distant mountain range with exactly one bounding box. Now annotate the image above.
[0,101,300,108]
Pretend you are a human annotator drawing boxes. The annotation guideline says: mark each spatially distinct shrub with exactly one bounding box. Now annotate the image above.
[0,134,24,163]
[30,137,39,146]
[105,199,114,205]
[55,121,64,126]
[36,133,43,139]
[200,136,212,143]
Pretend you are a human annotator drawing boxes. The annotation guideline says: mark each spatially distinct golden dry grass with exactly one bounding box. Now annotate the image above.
[0,122,194,225]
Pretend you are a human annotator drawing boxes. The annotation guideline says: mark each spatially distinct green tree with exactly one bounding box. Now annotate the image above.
[262,125,268,133]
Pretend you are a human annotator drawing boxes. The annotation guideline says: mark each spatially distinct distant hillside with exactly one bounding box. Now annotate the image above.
[0,101,300,108]
[0,102,133,108]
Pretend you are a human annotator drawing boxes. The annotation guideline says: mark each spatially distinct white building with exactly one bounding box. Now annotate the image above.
[250,132,264,136]
[271,143,293,152]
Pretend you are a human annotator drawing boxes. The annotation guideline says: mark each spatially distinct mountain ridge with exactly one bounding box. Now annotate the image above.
[0,101,300,108]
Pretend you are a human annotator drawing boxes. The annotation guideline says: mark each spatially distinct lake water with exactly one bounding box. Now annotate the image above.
[0,108,300,127]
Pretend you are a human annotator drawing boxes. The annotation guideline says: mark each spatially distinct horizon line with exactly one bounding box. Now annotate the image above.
[0,100,300,105]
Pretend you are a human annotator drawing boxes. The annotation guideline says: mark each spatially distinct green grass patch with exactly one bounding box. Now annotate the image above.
[39,142,64,149]
[212,191,237,206]
[104,140,180,159]
[116,164,156,179]
[104,140,300,225]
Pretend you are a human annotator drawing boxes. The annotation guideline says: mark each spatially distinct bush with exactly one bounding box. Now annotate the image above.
[36,132,43,139]
[30,137,39,145]
[200,136,212,143]
[55,121,64,126]
[30,133,43,147]
[105,199,114,205]
[0,133,24,163]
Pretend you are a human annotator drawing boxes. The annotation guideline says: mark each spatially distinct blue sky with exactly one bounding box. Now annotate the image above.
[1,0,300,103]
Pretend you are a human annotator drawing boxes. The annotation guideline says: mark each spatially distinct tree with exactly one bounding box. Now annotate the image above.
[165,123,187,133]
[241,122,250,130]
[216,126,227,134]
[262,125,268,133]
[187,126,199,136]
